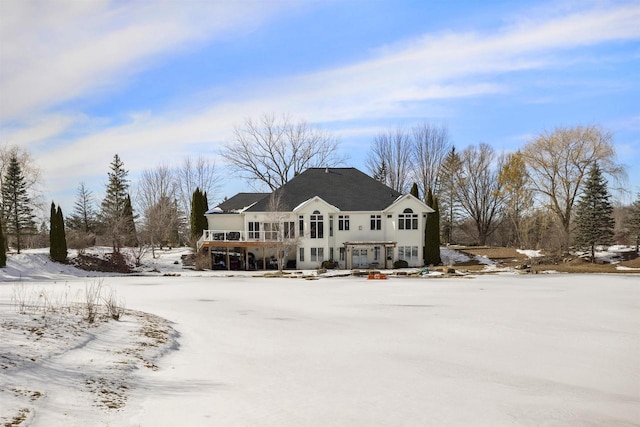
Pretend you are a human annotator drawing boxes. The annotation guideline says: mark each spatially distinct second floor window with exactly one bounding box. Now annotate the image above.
[284,222,295,239]
[310,210,324,238]
[264,222,278,240]
[248,222,260,239]
[399,208,418,230]
[370,214,381,230]
[338,215,349,231]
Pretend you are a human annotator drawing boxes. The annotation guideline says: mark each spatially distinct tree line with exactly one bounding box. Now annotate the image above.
[1,145,219,265]
[1,116,640,267]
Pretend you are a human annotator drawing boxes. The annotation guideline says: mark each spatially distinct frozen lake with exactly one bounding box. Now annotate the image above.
[1,272,639,426]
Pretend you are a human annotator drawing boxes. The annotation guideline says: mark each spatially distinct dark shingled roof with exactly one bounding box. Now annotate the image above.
[246,168,402,212]
[213,192,269,213]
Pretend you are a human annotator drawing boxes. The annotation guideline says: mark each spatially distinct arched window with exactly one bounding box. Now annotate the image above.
[399,208,418,230]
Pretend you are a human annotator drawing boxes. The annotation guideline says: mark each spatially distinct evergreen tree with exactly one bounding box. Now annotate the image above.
[628,193,640,253]
[1,154,35,253]
[424,187,441,265]
[0,218,6,267]
[49,202,67,262]
[190,187,208,243]
[123,194,138,247]
[67,182,97,232]
[99,154,129,253]
[573,163,615,262]
[410,183,419,198]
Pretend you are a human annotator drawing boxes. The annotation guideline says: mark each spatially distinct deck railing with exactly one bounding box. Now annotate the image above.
[197,229,281,249]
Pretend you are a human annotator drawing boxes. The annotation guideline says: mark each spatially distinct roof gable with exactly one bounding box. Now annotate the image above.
[247,168,403,212]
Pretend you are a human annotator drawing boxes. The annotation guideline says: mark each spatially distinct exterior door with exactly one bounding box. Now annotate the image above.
[352,249,368,268]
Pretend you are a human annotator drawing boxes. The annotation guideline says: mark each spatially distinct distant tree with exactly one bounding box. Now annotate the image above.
[424,188,441,265]
[0,144,43,212]
[628,193,640,253]
[372,159,388,184]
[223,114,345,191]
[573,163,615,262]
[365,128,412,193]
[410,183,419,198]
[123,194,138,247]
[99,154,130,253]
[67,182,97,232]
[49,202,67,262]
[412,122,451,198]
[522,125,625,254]
[498,151,533,247]
[190,187,208,244]
[175,155,220,239]
[1,154,36,253]
[457,144,505,246]
[438,147,462,244]
[137,164,181,257]
[0,218,6,267]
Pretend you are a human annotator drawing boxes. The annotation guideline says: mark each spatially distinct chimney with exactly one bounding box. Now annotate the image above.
[325,167,329,173]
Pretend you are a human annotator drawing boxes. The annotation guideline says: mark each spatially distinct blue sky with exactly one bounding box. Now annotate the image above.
[1,0,639,212]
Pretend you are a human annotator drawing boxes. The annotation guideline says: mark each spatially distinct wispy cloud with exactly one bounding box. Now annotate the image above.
[0,0,291,121]
[1,1,638,204]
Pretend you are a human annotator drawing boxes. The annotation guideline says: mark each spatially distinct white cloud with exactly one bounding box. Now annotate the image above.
[2,1,639,208]
[0,0,291,121]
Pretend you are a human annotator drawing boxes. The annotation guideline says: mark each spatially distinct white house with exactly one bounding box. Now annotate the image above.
[197,167,434,270]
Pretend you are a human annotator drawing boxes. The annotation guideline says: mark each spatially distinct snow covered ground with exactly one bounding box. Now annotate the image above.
[1,248,639,426]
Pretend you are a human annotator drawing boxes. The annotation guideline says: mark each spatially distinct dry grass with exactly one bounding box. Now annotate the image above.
[450,246,640,274]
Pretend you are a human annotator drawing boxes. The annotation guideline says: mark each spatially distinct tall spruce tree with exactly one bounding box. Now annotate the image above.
[100,154,129,253]
[573,163,615,262]
[1,154,35,253]
[628,193,640,253]
[67,182,97,232]
[424,187,441,265]
[50,202,67,262]
[0,218,6,267]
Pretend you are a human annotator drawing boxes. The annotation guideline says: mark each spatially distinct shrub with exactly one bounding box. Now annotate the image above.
[321,260,337,269]
[393,259,409,269]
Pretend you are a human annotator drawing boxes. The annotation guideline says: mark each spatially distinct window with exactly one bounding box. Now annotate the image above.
[310,247,324,262]
[398,246,419,263]
[370,214,381,230]
[310,210,324,239]
[299,247,305,262]
[338,215,350,231]
[284,222,295,239]
[399,208,418,230]
[248,222,260,239]
[299,216,304,235]
[263,222,279,240]
[329,215,334,237]
[374,246,380,261]
[339,247,345,261]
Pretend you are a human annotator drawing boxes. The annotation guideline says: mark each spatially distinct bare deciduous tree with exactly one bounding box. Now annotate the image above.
[365,128,412,193]
[457,143,506,245]
[412,122,451,199]
[223,114,346,191]
[174,156,219,243]
[522,125,625,253]
[264,191,299,272]
[136,164,180,258]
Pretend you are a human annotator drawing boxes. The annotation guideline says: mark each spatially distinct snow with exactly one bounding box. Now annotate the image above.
[1,248,639,426]
[516,249,543,258]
